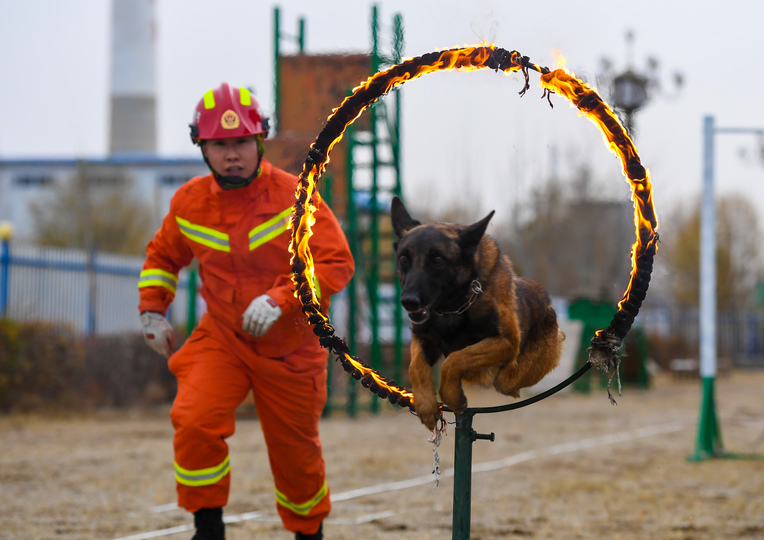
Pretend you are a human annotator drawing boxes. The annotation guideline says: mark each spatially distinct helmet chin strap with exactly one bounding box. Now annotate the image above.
[201,137,265,190]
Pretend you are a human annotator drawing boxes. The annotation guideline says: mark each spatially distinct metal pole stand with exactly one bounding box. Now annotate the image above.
[446,362,593,539]
[688,115,764,463]
[452,410,495,539]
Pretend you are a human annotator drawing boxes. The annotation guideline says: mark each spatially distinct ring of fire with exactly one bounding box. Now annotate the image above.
[288,44,659,413]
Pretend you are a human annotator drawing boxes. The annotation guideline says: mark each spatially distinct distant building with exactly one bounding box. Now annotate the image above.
[0,2,375,242]
[0,156,207,242]
[0,0,194,242]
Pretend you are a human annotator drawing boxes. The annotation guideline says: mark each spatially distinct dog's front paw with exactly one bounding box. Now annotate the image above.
[441,390,467,414]
[414,395,441,431]
[440,386,468,416]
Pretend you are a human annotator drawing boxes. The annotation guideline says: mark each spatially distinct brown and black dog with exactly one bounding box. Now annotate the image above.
[391,197,565,431]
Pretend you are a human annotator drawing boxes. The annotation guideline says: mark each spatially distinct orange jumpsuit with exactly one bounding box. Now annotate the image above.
[138,160,354,534]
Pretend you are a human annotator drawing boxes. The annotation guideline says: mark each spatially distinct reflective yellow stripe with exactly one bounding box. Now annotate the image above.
[176,216,231,252]
[203,90,216,109]
[275,482,328,516]
[239,87,251,106]
[248,207,292,251]
[312,274,321,300]
[175,456,230,487]
[138,268,178,294]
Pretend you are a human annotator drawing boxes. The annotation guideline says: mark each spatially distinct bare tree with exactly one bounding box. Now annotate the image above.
[401,164,636,304]
[29,162,153,255]
[663,194,762,310]
[500,165,634,303]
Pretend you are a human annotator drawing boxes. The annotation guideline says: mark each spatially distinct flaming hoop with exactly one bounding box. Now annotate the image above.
[288,44,658,412]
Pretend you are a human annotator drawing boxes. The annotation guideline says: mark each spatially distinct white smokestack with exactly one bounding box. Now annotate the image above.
[109,0,157,154]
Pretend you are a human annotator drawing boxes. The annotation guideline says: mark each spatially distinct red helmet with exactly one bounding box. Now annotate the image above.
[189,82,269,145]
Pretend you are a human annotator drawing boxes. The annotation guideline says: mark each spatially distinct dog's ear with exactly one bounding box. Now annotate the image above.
[390,196,421,239]
[458,210,495,258]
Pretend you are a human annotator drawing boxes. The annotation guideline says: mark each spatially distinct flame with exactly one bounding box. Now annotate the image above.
[551,49,567,72]
[287,45,532,410]
[288,45,657,412]
[539,69,658,320]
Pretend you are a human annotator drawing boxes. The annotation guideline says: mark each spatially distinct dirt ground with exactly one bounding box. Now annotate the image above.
[2,369,764,540]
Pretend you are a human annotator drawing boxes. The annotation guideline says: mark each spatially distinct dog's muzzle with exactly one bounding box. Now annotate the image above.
[401,291,434,325]
[406,307,430,325]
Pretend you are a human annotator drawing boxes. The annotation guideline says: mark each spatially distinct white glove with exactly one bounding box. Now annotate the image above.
[242,294,282,337]
[140,311,176,358]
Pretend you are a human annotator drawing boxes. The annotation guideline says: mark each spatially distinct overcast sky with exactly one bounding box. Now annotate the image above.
[2,0,764,227]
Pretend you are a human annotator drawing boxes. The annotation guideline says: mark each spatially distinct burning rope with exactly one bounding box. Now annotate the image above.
[539,70,659,403]
[288,44,658,413]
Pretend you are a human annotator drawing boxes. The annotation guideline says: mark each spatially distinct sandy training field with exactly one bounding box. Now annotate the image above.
[2,370,764,540]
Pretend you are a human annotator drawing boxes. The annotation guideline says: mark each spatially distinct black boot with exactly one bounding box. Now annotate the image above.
[191,507,225,540]
[295,523,323,540]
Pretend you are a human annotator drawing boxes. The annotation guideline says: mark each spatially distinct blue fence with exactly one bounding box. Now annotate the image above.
[0,240,193,336]
[2,238,762,368]
[640,307,764,368]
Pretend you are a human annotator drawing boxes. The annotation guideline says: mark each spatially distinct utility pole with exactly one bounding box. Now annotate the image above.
[689,115,764,461]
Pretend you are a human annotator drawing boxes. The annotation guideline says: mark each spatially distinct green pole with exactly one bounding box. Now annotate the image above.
[322,175,334,417]
[687,117,764,462]
[636,329,650,389]
[689,115,723,460]
[322,348,333,418]
[345,123,359,418]
[298,17,305,53]
[453,411,495,539]
[687,376,763,461]
[272,7,281,135]
[391,12,404,386]
[452,412,474,539]
[688,376,724,460]
[186,268,197,336]
[368,4,382,414]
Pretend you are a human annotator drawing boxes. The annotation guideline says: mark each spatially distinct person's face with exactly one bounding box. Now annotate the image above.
[202,135,260,178]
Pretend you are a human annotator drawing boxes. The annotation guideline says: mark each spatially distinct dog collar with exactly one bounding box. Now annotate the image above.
[433,279,483,316]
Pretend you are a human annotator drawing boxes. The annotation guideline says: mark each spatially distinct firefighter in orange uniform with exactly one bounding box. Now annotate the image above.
[138,82,353,540]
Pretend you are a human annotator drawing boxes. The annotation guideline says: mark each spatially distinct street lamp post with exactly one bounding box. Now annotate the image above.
[599,31,681,138]
[612,69,649,136]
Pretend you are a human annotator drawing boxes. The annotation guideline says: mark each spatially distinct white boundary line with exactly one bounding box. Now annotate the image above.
[113,421,685,540]
[113,524,193,540]
[150,503,180,514]
[334,421,684,500]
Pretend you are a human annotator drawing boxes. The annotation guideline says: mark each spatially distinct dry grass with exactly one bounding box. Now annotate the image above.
[2,370,764,539]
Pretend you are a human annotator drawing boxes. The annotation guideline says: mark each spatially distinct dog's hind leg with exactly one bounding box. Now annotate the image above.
[494,326,564,396]
[440,337,517,414]
[492,361,523,398]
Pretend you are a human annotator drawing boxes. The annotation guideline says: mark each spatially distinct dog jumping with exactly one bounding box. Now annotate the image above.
[391,197,565,431]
